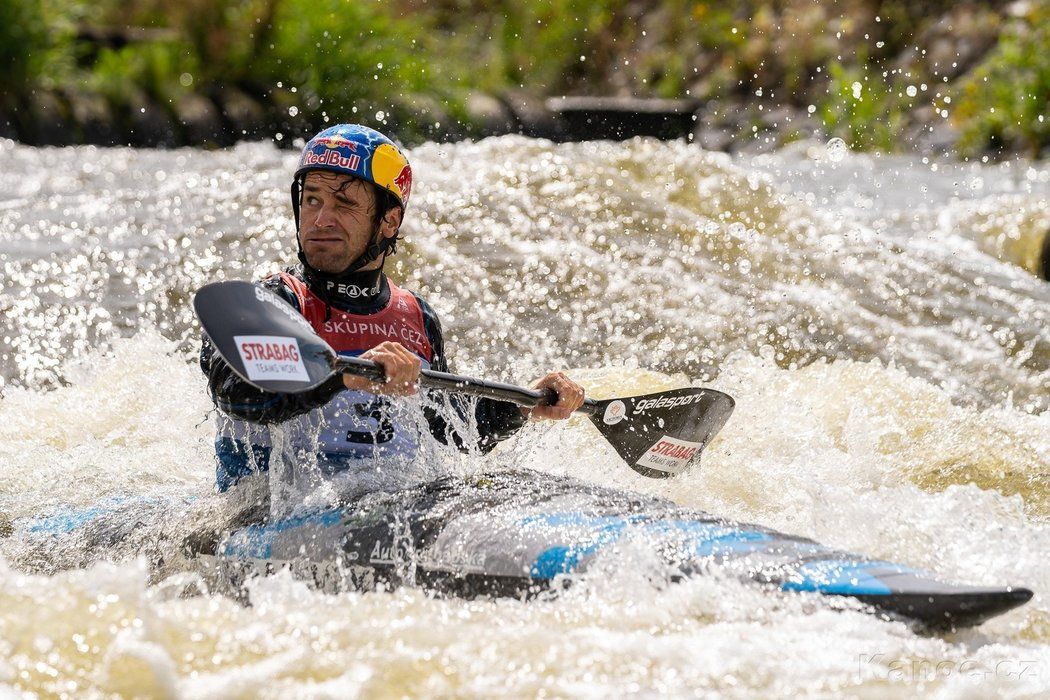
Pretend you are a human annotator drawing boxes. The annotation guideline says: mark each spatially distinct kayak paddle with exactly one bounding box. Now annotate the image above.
[193,280,735,478]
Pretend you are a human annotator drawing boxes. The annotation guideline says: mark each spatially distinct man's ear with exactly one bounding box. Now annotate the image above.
[381,207,402,239]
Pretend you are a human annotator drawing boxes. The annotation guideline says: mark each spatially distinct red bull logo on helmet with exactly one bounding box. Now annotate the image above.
[394,164,412,205]
[311,136,358,151]
[300,146,362,173]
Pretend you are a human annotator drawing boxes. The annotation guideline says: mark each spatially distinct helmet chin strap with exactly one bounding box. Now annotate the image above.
[291,176,399,277]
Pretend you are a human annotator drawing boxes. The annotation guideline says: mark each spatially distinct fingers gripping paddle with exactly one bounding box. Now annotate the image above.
[193,281,735,478]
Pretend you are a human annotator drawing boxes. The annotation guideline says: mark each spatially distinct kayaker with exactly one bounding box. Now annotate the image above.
[200,123,585,493]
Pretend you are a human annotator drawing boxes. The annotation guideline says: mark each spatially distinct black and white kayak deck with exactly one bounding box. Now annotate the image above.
[175,470,1032,629]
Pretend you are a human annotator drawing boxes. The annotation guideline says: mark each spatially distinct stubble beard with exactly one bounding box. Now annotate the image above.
[303,244,353,274]
[300,226,379,274]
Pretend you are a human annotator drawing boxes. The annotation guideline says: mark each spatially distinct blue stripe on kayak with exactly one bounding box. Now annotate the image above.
[25,496,160,535]
[685,527,772,556]
[27,506,117,534]
[523,513,777,579]
[219,509,345,559]
[525,514,639,578]
[523,513,931,597]
[781,559,921,596]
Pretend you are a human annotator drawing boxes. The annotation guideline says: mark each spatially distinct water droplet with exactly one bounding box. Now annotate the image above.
[825,138,848,163]
[807,104,816,114]
[906,85,917,97]
[288,106,299,117]
[851,82,863,100]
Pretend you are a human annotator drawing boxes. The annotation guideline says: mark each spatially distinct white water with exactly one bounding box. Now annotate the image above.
[1,137,1048,697]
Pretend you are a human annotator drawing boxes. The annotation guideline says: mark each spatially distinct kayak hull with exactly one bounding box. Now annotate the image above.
[194,470,1032,629]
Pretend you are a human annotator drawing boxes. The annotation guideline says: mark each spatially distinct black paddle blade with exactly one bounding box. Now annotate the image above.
[193,280,338,394]
[587,387,735,478]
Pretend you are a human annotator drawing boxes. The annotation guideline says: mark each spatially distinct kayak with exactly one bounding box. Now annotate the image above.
[169,469,1030,629]
[13,470,1032,628]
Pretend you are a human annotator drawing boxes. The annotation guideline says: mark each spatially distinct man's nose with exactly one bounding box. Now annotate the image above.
[313,203,337,228]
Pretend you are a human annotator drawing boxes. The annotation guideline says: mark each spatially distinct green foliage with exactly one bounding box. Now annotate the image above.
[954,6,1049,157]
[0,0,77,95]
[267,0,435,112]
[0,0,47,90]
[500,0,621,91]
[87,41,197,103]
[0,0,1045,154]
[818,61,906,151]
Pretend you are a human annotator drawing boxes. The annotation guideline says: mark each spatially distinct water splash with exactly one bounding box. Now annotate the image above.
[1,137,1048,696]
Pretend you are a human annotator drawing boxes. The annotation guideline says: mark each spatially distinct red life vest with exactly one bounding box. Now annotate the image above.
[278,271,433,362]
[215,272,437,486]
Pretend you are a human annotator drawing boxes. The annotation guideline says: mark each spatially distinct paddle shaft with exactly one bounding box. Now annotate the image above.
[335,356,600,415]
[193,281,736,478]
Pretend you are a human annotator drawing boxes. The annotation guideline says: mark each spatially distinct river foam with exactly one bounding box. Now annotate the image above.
[1,136,1048,696]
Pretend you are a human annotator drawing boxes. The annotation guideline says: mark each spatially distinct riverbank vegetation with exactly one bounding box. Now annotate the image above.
[0,0,1045,157]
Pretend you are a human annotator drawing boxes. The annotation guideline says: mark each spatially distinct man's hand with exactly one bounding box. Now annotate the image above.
[526,371,585,420]
[344,341,421,396]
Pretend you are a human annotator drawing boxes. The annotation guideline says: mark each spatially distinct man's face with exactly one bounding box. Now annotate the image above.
[298,171,391,274]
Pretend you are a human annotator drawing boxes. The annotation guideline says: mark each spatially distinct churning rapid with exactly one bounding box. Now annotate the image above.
[1,136,1048,697]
